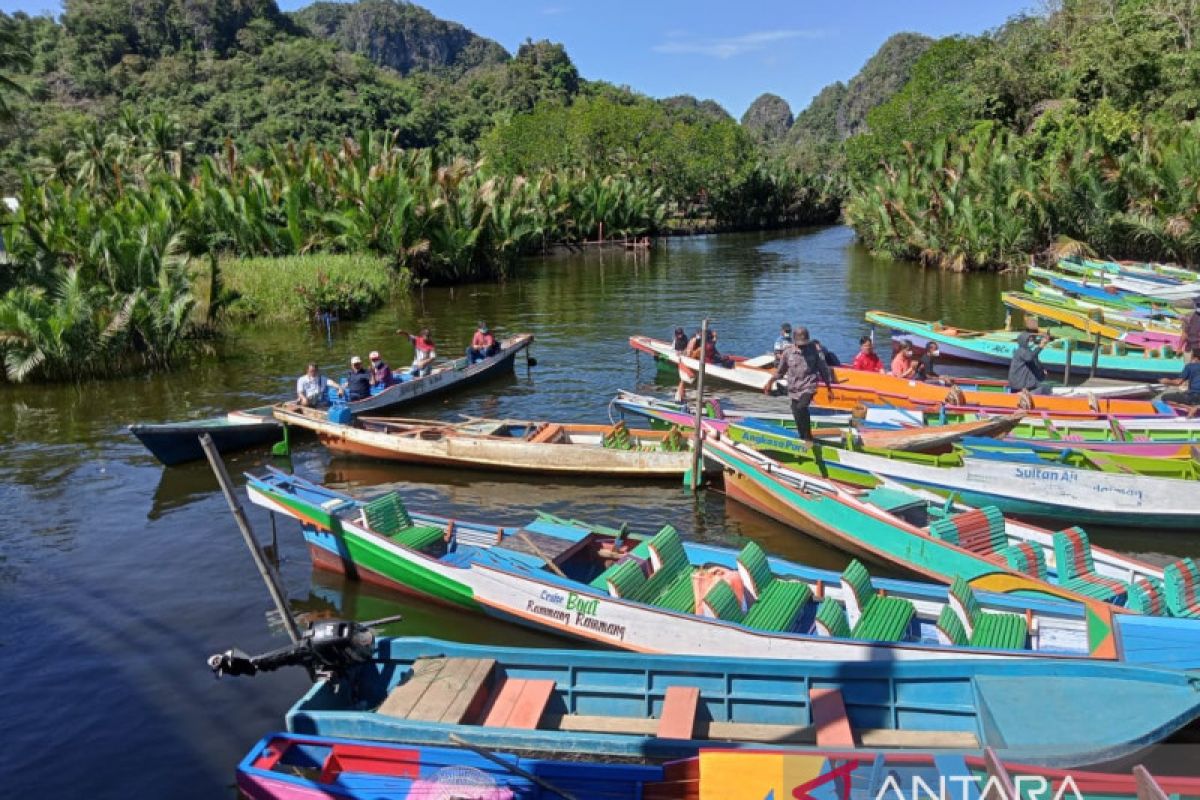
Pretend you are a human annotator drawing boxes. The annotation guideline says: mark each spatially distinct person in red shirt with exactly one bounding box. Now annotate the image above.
[891,340,919,379]
[467,321,499,364]
[396,328,437,376]
[851,336,884,373]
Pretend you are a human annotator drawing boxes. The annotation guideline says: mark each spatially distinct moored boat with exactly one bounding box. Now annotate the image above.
[129,406,281,466]
[864,311,1186,381]
[631,335,1172,415]
[272,403,697,478]
[278,634,1200,767]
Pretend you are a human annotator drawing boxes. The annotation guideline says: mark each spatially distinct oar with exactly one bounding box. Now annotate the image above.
[448,734,579,800]
[517,532,569,579]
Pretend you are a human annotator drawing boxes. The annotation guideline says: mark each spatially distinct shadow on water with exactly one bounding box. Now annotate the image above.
[3,225,1195,795]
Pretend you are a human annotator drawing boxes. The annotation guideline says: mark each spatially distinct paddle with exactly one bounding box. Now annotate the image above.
[448,734,579,800]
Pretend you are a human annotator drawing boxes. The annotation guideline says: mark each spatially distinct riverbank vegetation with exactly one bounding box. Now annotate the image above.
[220,255,399,323]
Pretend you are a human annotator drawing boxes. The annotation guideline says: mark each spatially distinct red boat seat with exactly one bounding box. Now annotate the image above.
[1164,559,1200,619]
[482,678,556,729]
[1053,527,1126,601]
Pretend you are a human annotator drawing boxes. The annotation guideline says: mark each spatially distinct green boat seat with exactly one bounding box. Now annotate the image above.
[700,580,744,622]
[603,558,648,599]
[1163,559,1200,619]
[840,559,916,641]
[935,605,968,646]
[743,580,812,632]
[947,577,1028,650]
[1053,527,1126,601]
[602,421,634,450]
[647,525,685,574]
[362,493,443,551]
[735,540,774,600]
[997,542,1048,581]
[660,426,686,453]
[813,597,851,638]
[929,506,1007,557]
[654,569,698,613]
[1126,576,1166,616]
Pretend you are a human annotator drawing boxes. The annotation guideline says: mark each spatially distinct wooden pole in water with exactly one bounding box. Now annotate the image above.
[199,434,301,644]
[690,319,709,493]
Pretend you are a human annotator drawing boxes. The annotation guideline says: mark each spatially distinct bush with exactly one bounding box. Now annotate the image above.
[220,254,403,322]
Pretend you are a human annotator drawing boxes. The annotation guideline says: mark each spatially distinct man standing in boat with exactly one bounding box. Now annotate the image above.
[1008,317,1052,398]
[762,326,834,442]
[397,328,437,376]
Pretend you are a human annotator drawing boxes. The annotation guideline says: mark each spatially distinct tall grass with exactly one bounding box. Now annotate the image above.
[220,254,404,322]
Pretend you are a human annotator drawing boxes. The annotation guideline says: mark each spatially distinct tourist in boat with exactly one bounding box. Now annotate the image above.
[295,363,337,407]
[368,350,394,387]
[340,356,373,401]
[1160,349,1200,416]
[672,326,688,353]
[1008,318,1052,395]
[851,336,884,373]
[1177,298,1200,354]
[397,328,437,375]
[891,340,919,378]
[704,328,734,368]
[762,326,833,442]
[813,339,840,368]
[915,342,942,382]
[773,323,792,366]
[467,322,499,364]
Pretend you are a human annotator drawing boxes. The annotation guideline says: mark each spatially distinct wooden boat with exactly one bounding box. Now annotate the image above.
[238,733,669,800]
[728,419,1200,529]
[1009,289,1181,351]
[129,406,280,466]
[247,467,1200,668]
[610,392,1024,453]
[1026,280,1181,324]
[282,635,1200,767]
[677,749,1200,800]
[238,733,1200,800]
[630,336,1172,416]
[1066,255,1200,284]
[1056,257,1200,300]
[703,437,1200,643]
[615,390,1200,458]
[273,404,697,478]
[336,334,533,416]
[865,311,1186,381]
[1029,268,1172,311]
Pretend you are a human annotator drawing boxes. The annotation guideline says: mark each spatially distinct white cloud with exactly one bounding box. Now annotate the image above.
[653,29,828,59]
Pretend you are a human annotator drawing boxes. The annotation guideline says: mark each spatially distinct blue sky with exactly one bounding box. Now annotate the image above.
[1,0,1037,118]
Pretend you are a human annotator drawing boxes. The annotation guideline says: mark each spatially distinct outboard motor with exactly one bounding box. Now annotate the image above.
[208,618,377,681]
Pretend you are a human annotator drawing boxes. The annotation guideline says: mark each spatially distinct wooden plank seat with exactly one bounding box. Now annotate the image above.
[928,506,1008,557]
[528,423,567,444]
[362,493,444,551]
[1163,558,1200,618]
[1053,527,1127,601]
[948,577,1028,650]
[840,559,915,642]
[1127,575,1167,616]
[482,678,556,729]
[997,542,1048,581]
[657,686,700,739]
[809,688,854,747]
[377,657,495,723]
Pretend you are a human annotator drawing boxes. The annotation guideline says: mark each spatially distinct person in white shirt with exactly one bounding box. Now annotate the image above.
[295,363,337,407]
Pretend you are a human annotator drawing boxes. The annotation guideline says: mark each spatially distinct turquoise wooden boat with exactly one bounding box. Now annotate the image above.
[282,635,1200,768]
[865,310,1186,381]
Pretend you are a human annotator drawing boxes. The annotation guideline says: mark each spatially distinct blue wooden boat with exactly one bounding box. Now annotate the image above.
[238,733,667,800]
[283,635,1200,768]
[334,334,533,416]
[129,406,280,466]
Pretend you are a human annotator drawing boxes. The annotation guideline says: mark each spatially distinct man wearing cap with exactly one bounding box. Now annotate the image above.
[773,323,792,367]
[1177,298,1200,355]
[368,350,394,388]
[762,326,834,442]
[342,356,373,401]
[467,321,498,364]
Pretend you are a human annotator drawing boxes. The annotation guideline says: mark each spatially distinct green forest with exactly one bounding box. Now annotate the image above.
[0,0,1197,381]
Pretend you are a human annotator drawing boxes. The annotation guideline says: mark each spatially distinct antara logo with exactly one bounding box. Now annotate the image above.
[758,761,1086,800]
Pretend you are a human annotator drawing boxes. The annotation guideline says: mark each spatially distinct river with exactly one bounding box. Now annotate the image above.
[2,225,1196,796]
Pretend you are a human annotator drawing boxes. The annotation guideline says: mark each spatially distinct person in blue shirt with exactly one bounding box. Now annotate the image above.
[773,323,792,366]
[1161,349,1200,415]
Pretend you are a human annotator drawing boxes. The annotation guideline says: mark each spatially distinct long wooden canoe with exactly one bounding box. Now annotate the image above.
[336,334,533,416]
[728,420,1200,528]
[273,403,697,478]
[865,311,1187,381]
[631,335,1172,416]
[280,635,1200,767]
[129,406,281,466]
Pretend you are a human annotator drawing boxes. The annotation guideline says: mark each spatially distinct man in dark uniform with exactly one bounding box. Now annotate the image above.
[762,326,833,441]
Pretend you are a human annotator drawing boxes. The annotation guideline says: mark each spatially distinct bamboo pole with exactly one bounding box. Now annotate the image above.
[690,319,709,493]
[200,434,300,644]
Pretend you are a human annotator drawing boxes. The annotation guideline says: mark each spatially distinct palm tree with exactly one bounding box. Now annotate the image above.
[0,17,31,125]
